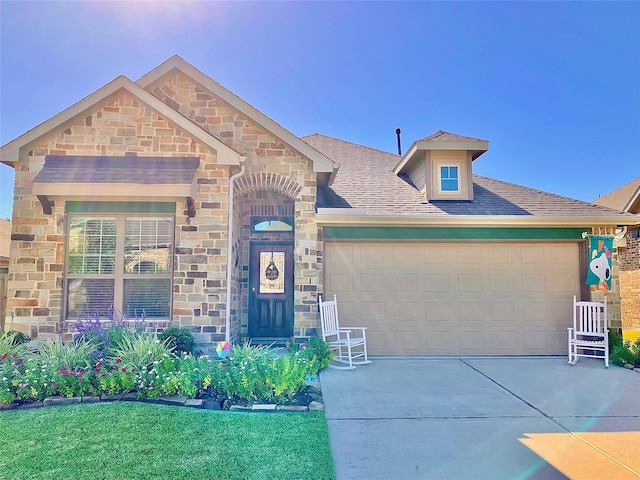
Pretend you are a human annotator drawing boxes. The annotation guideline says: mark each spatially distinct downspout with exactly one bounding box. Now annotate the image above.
[225,159,246,343]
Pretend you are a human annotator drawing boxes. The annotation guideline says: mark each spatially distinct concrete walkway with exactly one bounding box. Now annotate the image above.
[320,357,640,480]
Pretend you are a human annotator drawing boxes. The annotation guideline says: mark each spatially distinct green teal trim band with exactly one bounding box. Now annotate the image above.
[65,201,176,214]
[322,226,588,240]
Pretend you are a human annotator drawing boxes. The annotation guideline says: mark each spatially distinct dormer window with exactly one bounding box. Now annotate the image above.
[440,166,459,192]
[393,130,489,202]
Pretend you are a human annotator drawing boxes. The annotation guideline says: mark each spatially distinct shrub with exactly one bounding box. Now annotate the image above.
[268,354,309,402]
[160,354,212,398]
[94,361,137,397]
[0,330,31,358]
[36,339,95,371]
[109,333,174,371]
[221,342,275,403]
[298,336,334,376]
[216,342,317,405]
[609,331,640,367]
[158,327,196,355]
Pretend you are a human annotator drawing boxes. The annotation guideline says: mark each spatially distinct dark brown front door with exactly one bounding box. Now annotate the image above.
[249,243,294,338]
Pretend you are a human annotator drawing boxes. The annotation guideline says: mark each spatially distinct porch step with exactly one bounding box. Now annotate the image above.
[249,337,289,347]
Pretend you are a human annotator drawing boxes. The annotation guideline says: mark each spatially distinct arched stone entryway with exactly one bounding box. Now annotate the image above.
[229,172,319,343]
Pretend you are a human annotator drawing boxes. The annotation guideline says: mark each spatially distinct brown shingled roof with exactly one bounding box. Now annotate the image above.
[304,133,632,219]
[418,130,488,143]
[34,156,200,185]
[592,177,640,213]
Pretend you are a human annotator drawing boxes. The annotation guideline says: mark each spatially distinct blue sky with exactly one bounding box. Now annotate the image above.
[1,1,639,220]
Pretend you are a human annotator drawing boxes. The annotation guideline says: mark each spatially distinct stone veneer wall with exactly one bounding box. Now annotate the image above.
[6,93,230,349]
[618,228,640,328]
[6,72,324,347]
[151,74,322,340]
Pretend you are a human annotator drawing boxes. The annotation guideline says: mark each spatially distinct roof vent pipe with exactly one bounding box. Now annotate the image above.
[395,128,402,155]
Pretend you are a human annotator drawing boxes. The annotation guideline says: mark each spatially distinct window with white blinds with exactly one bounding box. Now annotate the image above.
[65,215,173,320]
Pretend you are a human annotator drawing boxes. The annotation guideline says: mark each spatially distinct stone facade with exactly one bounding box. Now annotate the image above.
[151,74,322,342]
[618,228,640,328]
[4,73,323,353]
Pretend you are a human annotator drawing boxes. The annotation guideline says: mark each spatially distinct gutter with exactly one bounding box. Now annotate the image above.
[315,211,639,228]
[225,158,247,343]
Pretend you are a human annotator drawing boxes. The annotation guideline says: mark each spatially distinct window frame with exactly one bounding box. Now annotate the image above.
[64,212,175,321]
[439,165,460,193]
[251,216,294,233]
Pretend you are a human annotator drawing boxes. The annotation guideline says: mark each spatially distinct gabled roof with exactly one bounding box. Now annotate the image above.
[394,130,489,175]
[592,177,640,214]
[0,75,245,167]
[418,130,489,143]
[304,134,636,227]
[136,56,336,175]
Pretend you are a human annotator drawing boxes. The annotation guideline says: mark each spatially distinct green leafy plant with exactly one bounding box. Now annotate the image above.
[0,330,31,358]
[161,353,212,398]
[221,342,275,403]
[35,339,95,371]
[267,354,309,402]
[1,354,23,404]
[158,327,196,355]
[609,331,640,367]
[95,361,137,397]
[109,333,174,371]
[216,342,310,404]
[297,335,334,376]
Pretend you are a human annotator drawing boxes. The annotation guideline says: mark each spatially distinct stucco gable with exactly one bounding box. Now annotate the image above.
[0,75,245,167]
[136,56,336,175]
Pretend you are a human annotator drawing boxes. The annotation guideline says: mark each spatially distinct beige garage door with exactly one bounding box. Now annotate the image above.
[324,242,581,355]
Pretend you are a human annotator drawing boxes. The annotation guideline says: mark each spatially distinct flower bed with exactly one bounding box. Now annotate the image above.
[0,329,333,409]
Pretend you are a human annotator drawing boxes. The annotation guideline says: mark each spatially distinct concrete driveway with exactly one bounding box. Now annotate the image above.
[320,357,640,480]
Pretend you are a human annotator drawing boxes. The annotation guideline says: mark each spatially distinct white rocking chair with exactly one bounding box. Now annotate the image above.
[319,294,371,370]
[568,295,609,367]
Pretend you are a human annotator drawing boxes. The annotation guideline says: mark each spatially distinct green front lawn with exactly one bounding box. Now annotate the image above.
[0,402,335,480]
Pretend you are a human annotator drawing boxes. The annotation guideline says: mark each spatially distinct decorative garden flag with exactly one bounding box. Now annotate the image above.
[585,235,613,292]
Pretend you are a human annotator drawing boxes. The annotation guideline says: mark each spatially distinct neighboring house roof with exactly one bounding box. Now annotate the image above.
[0,218,10,262]
[305,133,636,226]
[592,177,640,214]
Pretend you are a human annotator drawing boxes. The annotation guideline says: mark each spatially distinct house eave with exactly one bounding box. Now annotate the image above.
[135,56,336,174]
[394,140,489,175]
[393,143,419,174]
[315,211,638,228]
[33,182,197,200]
[623,186,640,213]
